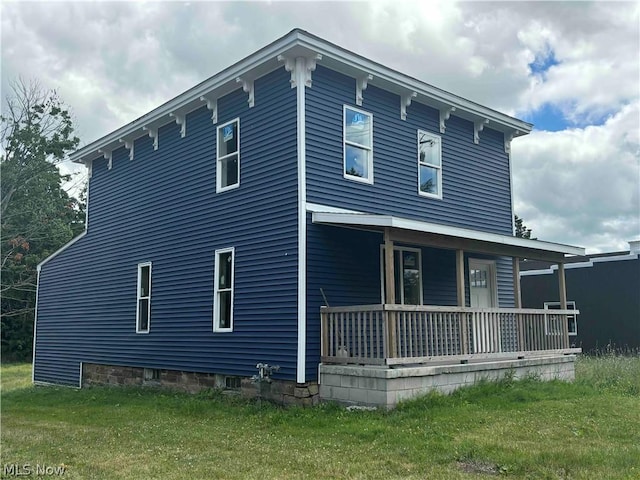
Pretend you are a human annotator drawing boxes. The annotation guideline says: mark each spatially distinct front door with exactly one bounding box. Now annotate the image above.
[468,259,499,353]
[468,259,496,308]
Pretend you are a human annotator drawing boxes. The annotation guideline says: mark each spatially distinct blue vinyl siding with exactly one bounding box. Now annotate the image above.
[305,221,512,380]
[306,65,513,235]
[34,67,298,386]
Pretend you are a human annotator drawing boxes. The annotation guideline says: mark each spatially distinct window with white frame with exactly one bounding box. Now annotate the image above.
[136,262,152,333]
[217,119,240,192]
[343,106,373,182]
[418,130,442,199]
[380,246,423,305]
[214,248,235,332]
[544,301,577,336]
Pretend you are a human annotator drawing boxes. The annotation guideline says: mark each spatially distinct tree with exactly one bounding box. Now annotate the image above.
[1,79,84,361]
[514,214,535,239]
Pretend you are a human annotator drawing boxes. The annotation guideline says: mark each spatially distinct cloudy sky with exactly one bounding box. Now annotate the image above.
[2,1,638,253]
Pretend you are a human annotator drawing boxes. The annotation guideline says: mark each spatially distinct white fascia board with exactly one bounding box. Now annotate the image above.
[311,211,585,256]
[37,231,87,271]
[521,252,639,276]
[294,31,532,135]
[71,29,531,165]
[70,34,302,164]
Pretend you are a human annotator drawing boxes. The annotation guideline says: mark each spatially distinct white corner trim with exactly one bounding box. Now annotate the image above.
[170,112,186,138]
[200,95,218,124]
[294,56,314,384]
[143,126,159,150]
[236,77,255,108]
[474,119,489,144]
[401,91,417,120]
[439,107,455,134]
[120,139,135,161]
[79,362,84,388]
[356,74,373,106]
[32,268,41,384]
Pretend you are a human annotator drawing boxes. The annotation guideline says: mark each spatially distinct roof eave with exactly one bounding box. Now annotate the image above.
[312,212,585,260]
[70,28,532,165]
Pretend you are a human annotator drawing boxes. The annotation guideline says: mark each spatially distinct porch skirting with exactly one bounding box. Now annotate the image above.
[319,354,576,409]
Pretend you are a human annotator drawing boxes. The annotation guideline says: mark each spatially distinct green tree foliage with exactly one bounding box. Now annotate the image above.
[1,79,84,361]
[514,214,534,239]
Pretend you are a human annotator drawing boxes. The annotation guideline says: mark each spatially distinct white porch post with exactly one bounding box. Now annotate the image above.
[384,228,396,357]
[513,257,522,308]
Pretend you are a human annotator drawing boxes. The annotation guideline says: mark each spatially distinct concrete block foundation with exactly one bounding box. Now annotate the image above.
[319,355,576,409]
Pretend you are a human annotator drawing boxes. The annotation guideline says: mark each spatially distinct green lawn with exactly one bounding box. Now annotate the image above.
[1,357,639,479]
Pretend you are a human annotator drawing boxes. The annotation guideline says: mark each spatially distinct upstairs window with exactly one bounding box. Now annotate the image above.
[418,130,442,199]
[214,248,235,332]
[217,119,240,192]
[136,262,152,333]
[343,106,373,183]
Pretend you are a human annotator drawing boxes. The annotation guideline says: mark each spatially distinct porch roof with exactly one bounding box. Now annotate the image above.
[311,211,585,262]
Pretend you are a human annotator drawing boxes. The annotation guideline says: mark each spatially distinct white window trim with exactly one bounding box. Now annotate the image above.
[417,129,443,200]
[343,105,373,184]
[379,245,424,305]
[544,301,578,336]
[213,247,235,333]
[136,262,152,334]
[216,118,240,193]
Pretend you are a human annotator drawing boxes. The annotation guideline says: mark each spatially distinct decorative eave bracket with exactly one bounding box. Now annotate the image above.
[401,91,417,120]
[200,95,218,124]
[474,119,489,144]
[170,112,186,138]
[98,149,113,170]
[236,77,255,108]
[278,53,322,88]
[504,130,520,154]
[356,74,373,106]
[143,126,159,150]
[439,107,456,134]
[119,138,135,161]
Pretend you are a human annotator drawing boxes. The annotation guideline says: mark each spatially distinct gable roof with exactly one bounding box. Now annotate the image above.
[70,28,532,165]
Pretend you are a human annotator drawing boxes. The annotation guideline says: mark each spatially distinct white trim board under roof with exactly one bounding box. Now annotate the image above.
[311,211,584,262]
[70,29,532,165]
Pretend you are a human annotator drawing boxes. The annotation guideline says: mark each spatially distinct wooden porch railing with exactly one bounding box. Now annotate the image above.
[320,304,580,366]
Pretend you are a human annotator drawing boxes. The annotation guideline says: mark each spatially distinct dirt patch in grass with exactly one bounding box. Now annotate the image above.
[456,460,499,475]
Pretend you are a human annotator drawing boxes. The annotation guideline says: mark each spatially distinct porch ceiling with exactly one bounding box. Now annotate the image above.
[311,212,585,262]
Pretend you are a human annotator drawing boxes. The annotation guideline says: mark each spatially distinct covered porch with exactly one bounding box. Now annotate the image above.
[313,211,584,369]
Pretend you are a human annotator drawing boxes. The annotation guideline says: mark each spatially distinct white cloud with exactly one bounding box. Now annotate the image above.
[512,101,640,253]
[1,1,638,252]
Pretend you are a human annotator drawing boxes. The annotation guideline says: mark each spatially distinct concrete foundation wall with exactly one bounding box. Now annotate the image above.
[82,363,319,406]
[319,355,576,409]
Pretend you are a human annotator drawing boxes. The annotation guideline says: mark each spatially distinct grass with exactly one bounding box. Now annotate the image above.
[1,356,639,479]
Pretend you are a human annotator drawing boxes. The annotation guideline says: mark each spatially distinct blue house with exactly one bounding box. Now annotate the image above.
[34,30,585,407]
